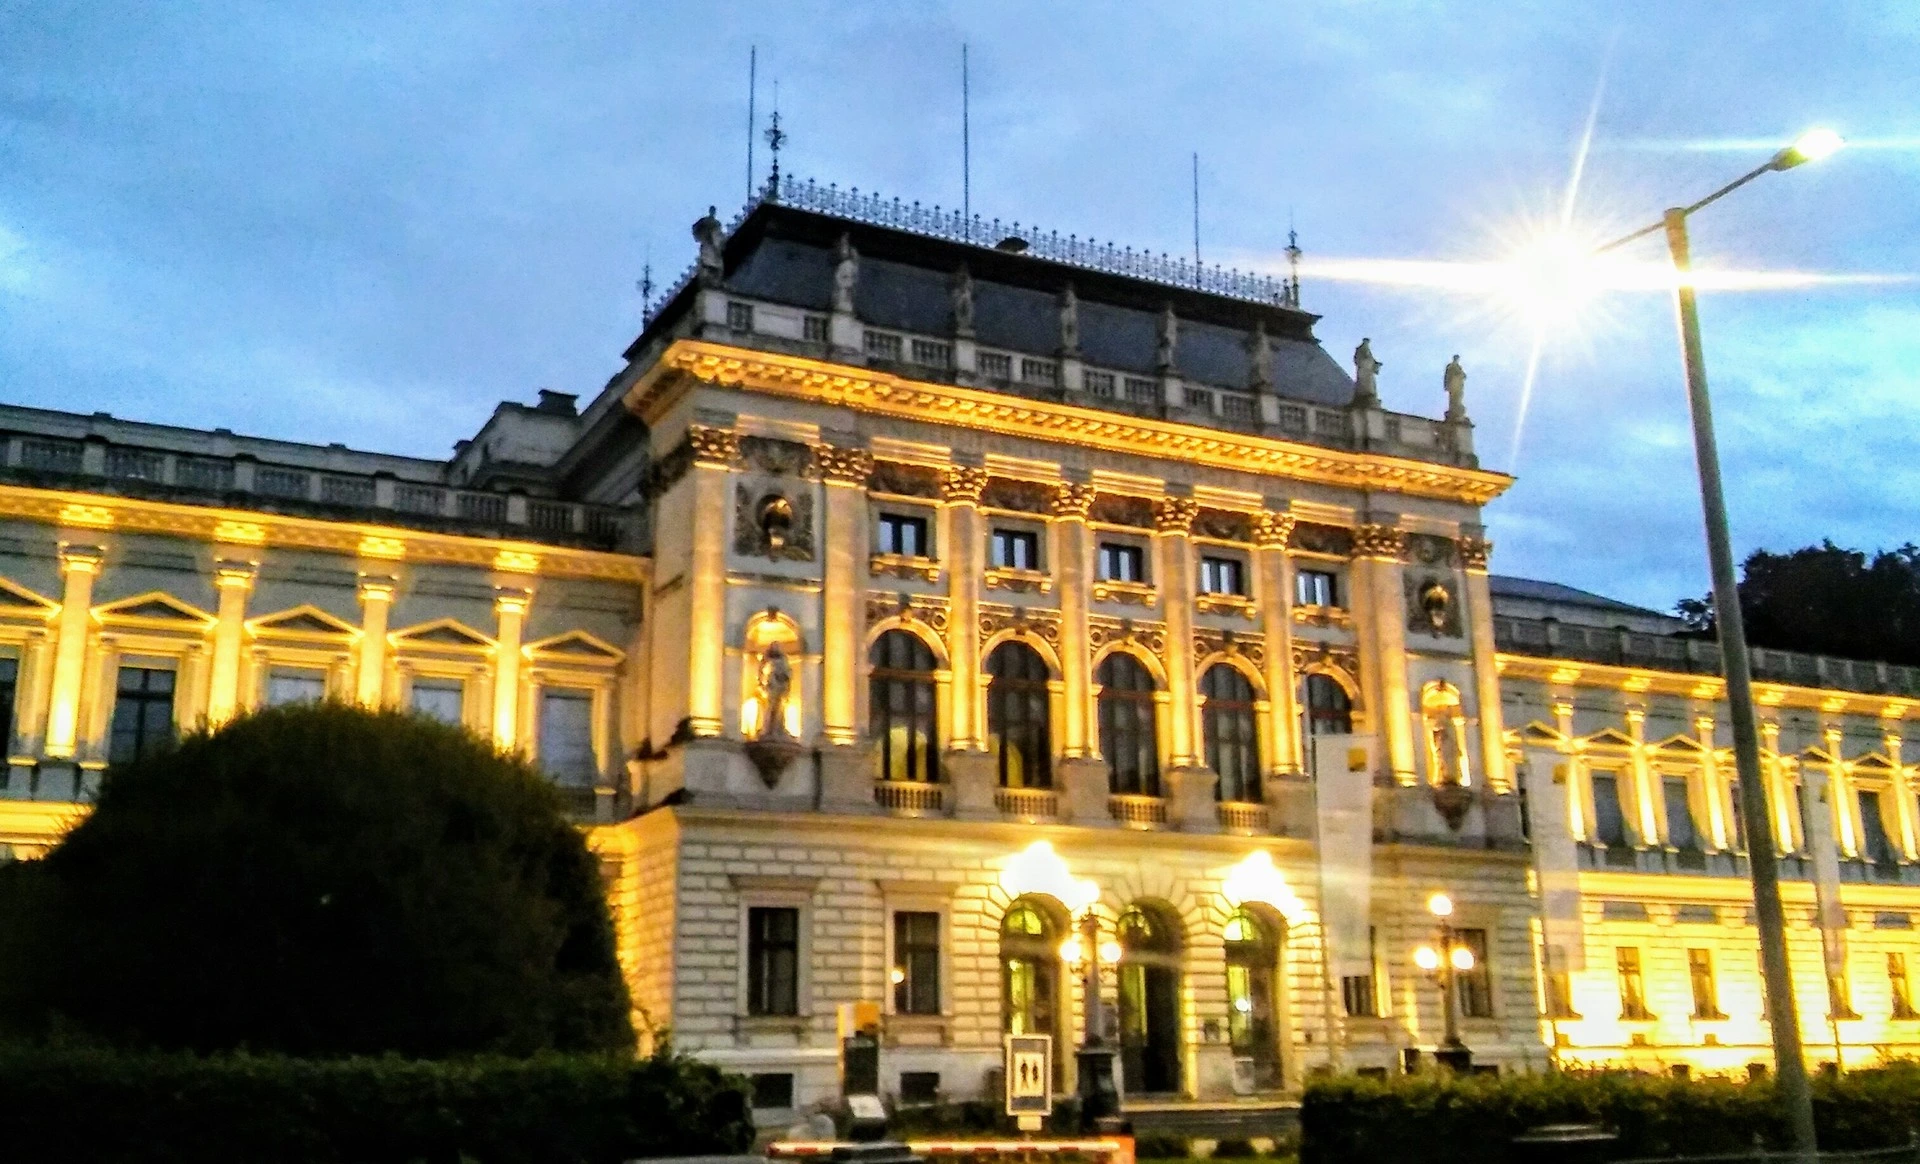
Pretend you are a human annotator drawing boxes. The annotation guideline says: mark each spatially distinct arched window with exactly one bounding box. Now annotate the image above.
[870,630,939,783]
[987,641,1052,789]
[1117,903,1183,1095]
[1201,664,1261,803]
[1097,653,1160,796]
[1001,898,1060,1044]
[1224,906,1283,1091]
[1303,673,1352,736]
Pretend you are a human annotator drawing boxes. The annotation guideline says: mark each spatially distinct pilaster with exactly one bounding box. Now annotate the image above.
[1255,509,1299,774]
[1696,715,1730,850]
[1050,482,1096,757]
[1626,708,1658,845]
[1153,497,1201,768]
[1826,725,1857,857]
[1890,733,1917,861]
[1761,720,1800,852]
[1353,521,1414,783]
[44,543,103,759]
[354,573,396,707]
[815,444,872,747]
[492,586,531,751]
[205,558,257,727]
[1457,531,1509,791]
[686,425,738,738]
[942,465,988,751]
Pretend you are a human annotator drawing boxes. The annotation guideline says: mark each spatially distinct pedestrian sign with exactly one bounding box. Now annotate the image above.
[1003,1033,1052,1118]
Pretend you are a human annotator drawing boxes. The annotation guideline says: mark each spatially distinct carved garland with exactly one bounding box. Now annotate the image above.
[1193,628,1266,671]
[866,593,952,635]
[1088,615,1167,658]
[979,603,1063,647]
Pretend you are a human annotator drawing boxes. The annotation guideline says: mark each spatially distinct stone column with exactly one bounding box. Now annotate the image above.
[1457,531,1510,792]
[354,573,396,706]
[1255,510,1300,776]
[1354,521,1415,784]
[1154,497,1216,830]
[205,558,257,726]
[686,426,738,738]
[44,543,103,759]
[941,465,988,752]
[1050,482,1096,757]
[815,444,872,747]
[492,586,530,751]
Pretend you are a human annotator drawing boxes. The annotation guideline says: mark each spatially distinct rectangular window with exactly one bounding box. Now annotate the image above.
[256,467,311,500]
[1829,970,1858,1020]
[265,668,326,706]
[747,906,800,1016]
[538,689,597,787]
[1342,926,1380,1017]
[976,351,1012,380]
[1544,971,1579,1019]
[1617,947,1653,1020]
[909,338,951,367]
[1457,928,1493,1018]
[1020,357,1057,384]
[1295,568,1339,608]
[108,666,176,765]
[1097,543,1145,583]
[1688,948,1723,1018]
[1859,790,1897,865]
[863,330,903,361]
[410,679,465,725]
[1083,370,1116,398]
[1590,772,1631,847]
[1123,377,1159,405]
[726,301,754,332]
[0,656,17,748]
[1221,394,1259,423]
[892,910,941,1016]
[898,1071,940,1105]
[991,529,1040,571]
[1664,775,1701,851]
[1184,386,1214,412]
[879,514,929,558]
[1199,556,1245,596]
[1891,953,1917,1019]
[802,315,829,342]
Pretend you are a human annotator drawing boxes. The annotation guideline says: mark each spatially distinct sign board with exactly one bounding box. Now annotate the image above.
[839,1001,882,1099]
[1003,1033,1053,1117]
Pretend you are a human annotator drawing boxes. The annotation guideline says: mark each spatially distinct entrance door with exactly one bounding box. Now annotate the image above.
[1225,906,1282,1091]
[1116,904,1183,1095]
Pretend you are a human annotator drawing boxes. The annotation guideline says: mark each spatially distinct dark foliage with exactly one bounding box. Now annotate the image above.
[0,1046,753,1164]
[1677,541,1920,666]
[1,702,632,1057]
[1302,1065,1920,1164]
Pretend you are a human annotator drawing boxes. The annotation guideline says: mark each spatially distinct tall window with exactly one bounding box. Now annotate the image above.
[892,911,941,1016]
[1829,968,1859,1020]
[746,906,800,1016]
[1097,653,1160,795]
[0,656,18,747]
[1303,673,1352,735]
[1224,907,1282,1091]
[1590,771,1630,847]
[1664,775,1701,851]
[1544,970,1579,1019]
[108,666,175,764]
[1457,928,1493,1018]
[1295,568,1339,607]
[538,689,597,788]
[411,678,464,724]
[870,630,939,783]
[1859,790,1898,866]
[1617,947,1653,1020]
[265,667,326,706]
[1890,952,1917,1019]
[1199,557,1245,596]
[986,642,1051,789]
[878,513,929,557]
[1341,926,1380,1017]
[991,529,1040,570]
[1688,948,1723,1019]
[1097,543,1145,583]
[1002,899,1058,1041]
[1727,779,1748,849]
[1201,665,1260,802]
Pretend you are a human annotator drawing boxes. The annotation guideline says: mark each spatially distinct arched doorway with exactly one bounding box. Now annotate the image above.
[1224,905,1283,1091]
[1116,902,1183,1095]
[1002,894,1064,1043]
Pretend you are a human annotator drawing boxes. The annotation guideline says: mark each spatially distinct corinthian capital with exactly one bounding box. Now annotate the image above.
[1153,497,1199,534]
[1050,482,1097,520]
[1352,522,1407,562]
[687,425,740,467]
[941,465,989,504]
[812,444,874,484]
[1457,533,1493,572]
[1254,511,1297,549]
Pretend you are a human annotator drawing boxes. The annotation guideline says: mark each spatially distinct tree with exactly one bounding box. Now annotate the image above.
[1676,541,1920,666]
[2,702,633,1057]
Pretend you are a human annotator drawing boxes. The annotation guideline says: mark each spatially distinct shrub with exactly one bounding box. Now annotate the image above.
[0,1046,752,1164]
[3,702,631,1057]
[1134,1133,1194,1160]
[1213,1138,1259,1158]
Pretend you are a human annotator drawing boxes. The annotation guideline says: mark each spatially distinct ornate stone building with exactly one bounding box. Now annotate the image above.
[1,177,1913,1118]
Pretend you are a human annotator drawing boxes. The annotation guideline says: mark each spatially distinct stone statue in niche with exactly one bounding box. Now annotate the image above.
[1404,574,1462,637]
[950,264,975,336]
[733,486,816,561]
[1246,319,1273,391]
[1444,354,1468,422]
[1353,338,1382,405]
[1058,283,1080,355]
[832,232,860,314]
[756,643,794,741]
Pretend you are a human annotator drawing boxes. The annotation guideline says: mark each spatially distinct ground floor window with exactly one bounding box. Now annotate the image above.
[109,666,175,764]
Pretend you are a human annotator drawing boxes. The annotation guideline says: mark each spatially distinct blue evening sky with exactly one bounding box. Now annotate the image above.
[2,2,1915,612]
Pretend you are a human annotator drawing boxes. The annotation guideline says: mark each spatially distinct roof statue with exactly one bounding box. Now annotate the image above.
[1247,319,1273,391]
[1058,283,1080,356]
[1353,337,1382,406]
[692,206,725,288]
[1444,354,1468,423]
[1156,303,1178,371]
[831,232,859,314]
[949,264,974,337]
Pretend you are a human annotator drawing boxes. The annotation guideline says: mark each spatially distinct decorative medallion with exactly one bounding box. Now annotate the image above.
[733,486,815,561]
[870,460,944,499]
[1088,493,1155,529]
[980,477,1055,514]
[740,434,813,478]
[1405,532,1457,567]
[1404,573,1462,637]
[1192,508,1254,544]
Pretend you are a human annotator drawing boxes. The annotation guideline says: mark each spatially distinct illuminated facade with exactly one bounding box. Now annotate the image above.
[2,179,1909,1115]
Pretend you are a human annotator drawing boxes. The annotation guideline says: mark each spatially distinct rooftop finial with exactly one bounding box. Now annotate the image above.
[762,81,787,199]
[1285,212,1303,308]
[637,244,655,318]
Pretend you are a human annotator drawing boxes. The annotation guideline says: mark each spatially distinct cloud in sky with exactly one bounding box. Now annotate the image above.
[1,0,1915,614]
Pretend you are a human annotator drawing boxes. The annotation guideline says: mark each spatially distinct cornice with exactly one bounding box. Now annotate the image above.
[1497,652,1919,722]
[0,483,647,585]
[630,340,1513,507]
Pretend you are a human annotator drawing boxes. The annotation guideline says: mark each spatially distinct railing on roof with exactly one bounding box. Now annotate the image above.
[643,174,1298,326]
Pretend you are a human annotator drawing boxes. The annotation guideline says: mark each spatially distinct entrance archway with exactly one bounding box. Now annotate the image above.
[1224,905,1283,1091]
[1117,901,1183,1096]
[1001,895,1066,1086]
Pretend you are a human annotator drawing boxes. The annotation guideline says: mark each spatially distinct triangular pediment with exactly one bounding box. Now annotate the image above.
[1515,720,1565,746]
[1653,733,1708,754]
[1851,751,1896,772]
[1583,727,1636,749]
[249,604,359,640]
[94,591,214,628]
[0,577,57,618]
[1802,746,1837,765]
[391,618,494,650]
[524,629,625,664]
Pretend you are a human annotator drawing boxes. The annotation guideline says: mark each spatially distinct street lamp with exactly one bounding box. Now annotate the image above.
[1060,909,1124,1131]
[1412,892,1475,1072]
[1594,127,1843,1162]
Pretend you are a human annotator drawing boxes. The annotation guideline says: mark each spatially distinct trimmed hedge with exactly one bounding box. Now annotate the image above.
[1302,1066,1920,1164]
[0,1047,753,1164]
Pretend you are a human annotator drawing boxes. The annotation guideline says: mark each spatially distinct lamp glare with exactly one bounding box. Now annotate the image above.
[1427,892,1454,918]
[1451,946,1477,972]
[1099,940,1124,965]
[1791,128,1844,164]
[1059,937,1085,966]
[1414,946,1441,972]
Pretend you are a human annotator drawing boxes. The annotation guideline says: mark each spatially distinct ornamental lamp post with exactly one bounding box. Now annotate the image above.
[1413,891,1475,1072]
[1591,127,1843,1164]
[1060,909,1124,1132]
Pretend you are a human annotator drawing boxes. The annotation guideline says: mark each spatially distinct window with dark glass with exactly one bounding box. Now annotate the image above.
[1097,543,1145,583]
[747,906,800,1016]
[538,689,596,788]
[108,666,175,764]
[879,513,929,558]
[411,678,465,725]
[1728,779,1748,849]
[1664,775,1701,851]
[1590,771,1631,847]
[1688,948,1724,1019]
[1457,928,1493,1018]
[1097,653,1160,795]
[265,667,325,706]
[0,656,18,748]
[726,301,754,332]
[1199,556,1245,596]
[1891,953,1917,1019]
[987,642,1051,789]
[1859,790,1898,866]
[893,911,941,1016]
[991,529,1040,570]
[1303,673,1352,736]
[1617,947,1653,1020]
[1544,971,1579,1019]
[870,630,939,783]
[1295,568,1339,607]
[1201,664,1260,802]
[1341,926,1379,1017]
[1224,907,1282,1091]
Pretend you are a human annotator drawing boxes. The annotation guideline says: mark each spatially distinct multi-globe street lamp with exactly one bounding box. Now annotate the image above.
[1592,127,1843,1161]
[1412,891,1476,1072]
[1059,907,1124,1130]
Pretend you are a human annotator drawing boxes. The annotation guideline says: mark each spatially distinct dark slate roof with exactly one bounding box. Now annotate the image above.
[1489,575,1672,619]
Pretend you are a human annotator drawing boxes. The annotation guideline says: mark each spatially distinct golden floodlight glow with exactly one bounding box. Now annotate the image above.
[1000,841,1099,912]
[1221,850,1306,923]
[1058,936,1085,966]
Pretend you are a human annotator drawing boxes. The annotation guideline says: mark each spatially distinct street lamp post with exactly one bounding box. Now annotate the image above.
[1062,909,1124,1132]
[1413,892,1475,1072]
[1595,128,1842,1162]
